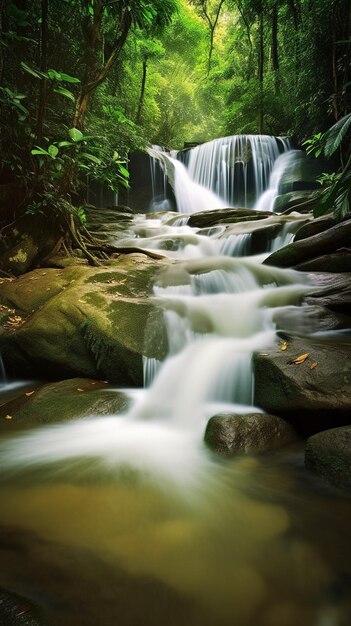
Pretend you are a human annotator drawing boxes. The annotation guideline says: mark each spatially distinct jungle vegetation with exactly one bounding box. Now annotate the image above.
[0,0,350,252]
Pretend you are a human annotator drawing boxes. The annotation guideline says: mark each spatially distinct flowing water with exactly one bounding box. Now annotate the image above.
[1,137,351,626]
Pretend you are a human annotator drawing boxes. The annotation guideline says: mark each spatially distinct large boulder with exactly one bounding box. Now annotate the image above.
[0,255,170,385]
[293,216,336,241]
[305,426,351,491]
[254,335,351,434]
[0,378,131,431]
[273,189,322,214]
[188,208,272,228]
[204,412,296,455]
[264,218,351,269]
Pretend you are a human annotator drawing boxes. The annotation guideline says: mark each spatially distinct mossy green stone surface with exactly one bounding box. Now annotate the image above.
[0,378,131,430]
[0,255,170,384]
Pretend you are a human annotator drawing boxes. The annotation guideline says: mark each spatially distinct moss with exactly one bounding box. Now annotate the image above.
[86,271,125,284]
[0,378,131,429]
[9,248,28,264]
[81,317,143,385]
[83,292,107,308]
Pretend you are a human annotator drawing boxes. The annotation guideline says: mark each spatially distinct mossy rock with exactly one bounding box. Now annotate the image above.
[0,255,170,385]
[0,378,131,431]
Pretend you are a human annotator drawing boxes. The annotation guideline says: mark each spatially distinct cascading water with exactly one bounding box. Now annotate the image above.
[0,208,310,486]
[148,134,291,213]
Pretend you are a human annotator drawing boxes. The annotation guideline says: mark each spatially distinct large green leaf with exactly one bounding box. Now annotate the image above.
[48,69,62,81]
[324,113,351,158]
[69,128,84,142]
[314,170,351,218]
[81,152,101,165]
[118,164,130,178]
[20,62,44,79]
[59,72,80,84]
[54,86,75,102]
[48,145,59,158]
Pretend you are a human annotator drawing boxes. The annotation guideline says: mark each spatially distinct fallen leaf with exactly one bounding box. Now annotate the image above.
[280,341,288,351]
[4,415,13,420]
[310,361,318,369]
[25,391,35,396]
[291,353,310,365]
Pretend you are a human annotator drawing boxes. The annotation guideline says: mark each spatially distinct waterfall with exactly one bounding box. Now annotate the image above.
[0,210,310,485]
[187,135,290,208]
[148,135,291,214]
[0,135,312,487]
[254,149,302,212]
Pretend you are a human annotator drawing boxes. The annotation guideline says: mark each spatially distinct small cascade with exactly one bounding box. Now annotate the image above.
[148,145,172,212]
[254,150,302,212]
[218,233,251,257]
[171,157,226,214]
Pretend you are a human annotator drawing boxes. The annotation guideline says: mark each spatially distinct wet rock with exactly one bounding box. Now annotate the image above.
[273,189,322,214]
[295,251,351,272]
[305,426,351,491]
[264,218,351,268]
[0,255,169,385]
[0,587,46,626]
[204,412,296,455]
[0,378,131,430]
[277,151,326,196]
[188,208,272,228]
[254,336,351,434]
[293,216,336,241]
[306,272,351,318]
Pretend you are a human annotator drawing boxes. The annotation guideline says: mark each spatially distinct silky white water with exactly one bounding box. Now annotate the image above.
[148,134,292,212]
[0,206,311,487]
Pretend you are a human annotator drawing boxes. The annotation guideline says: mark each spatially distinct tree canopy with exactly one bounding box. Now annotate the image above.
[0,0,350,234]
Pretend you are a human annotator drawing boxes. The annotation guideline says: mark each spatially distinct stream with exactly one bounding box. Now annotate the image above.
[0,136,351,626]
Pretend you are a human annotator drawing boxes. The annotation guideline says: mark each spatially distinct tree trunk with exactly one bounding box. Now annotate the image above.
[136,58,148,124]
[258,11,264,133]
[36,0,49,141]
[271,2,280,94]
[202,0,225,75]
[72,5,131,131]
[236,1,253,80]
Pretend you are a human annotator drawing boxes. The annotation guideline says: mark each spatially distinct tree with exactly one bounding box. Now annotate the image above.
[191,0,226,73]
[73,0,177,130]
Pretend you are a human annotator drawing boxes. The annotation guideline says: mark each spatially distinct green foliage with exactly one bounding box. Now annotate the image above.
[31,129,130,194]
[324,113,351,158]
[302,133,325,158]
[309,114,351,220]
